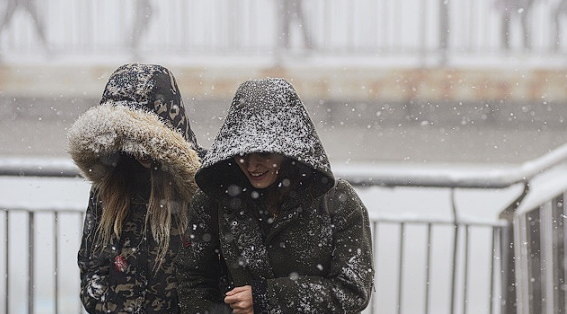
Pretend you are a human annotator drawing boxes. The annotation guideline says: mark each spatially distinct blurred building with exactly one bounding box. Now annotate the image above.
[1,0,567,162]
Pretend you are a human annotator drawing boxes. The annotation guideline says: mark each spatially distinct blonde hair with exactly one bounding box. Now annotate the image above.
[94,154,189,271]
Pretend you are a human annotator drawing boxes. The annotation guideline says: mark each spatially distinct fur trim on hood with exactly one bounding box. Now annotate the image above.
[68,104,200,200]
[67,64,201,200]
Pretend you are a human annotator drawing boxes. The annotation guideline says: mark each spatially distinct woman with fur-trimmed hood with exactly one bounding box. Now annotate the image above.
[68,63,203,314]
[176,78,374,314]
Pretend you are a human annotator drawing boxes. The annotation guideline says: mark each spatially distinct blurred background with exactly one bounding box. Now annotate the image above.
[2,0,567,313]
[1,0,567,164]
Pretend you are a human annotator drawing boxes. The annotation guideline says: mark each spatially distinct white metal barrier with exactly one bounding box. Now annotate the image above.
[3,141,567,313]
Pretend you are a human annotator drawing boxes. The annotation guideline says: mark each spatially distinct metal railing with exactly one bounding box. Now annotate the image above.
[365,214,506,314]
[3,141,567,313]
[2,0,567,66]
[2,208,85,314]
[333,142,567,314]
[0,184,506,314]
[511,169,567,314]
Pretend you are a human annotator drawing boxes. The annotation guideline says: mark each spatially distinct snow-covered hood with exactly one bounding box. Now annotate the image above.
[67,64,201,200]
[196,78,335,198]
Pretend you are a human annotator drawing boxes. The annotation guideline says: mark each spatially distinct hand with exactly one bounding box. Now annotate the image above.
[224,285,254,314]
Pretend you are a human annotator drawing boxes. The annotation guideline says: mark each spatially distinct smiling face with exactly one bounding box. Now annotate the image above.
[235,153,286,189]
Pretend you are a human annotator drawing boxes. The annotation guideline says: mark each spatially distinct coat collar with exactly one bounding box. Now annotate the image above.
[217,193,313,285]
[219,206,275,284]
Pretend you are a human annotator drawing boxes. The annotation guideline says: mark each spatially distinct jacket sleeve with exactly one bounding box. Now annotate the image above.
[263,179,375,313]
[175,190,232,314]
[77,188,112,313]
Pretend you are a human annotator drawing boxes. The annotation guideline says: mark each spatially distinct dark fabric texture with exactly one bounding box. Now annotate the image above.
[79,187,184,314]
[99,63,205,157]
[70,63,202,314]
[252,279,269,314]
[176,78,374,314]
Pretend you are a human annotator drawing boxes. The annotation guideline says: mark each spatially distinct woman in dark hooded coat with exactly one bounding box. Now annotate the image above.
[176,78,374,314]
[68,63,203,313]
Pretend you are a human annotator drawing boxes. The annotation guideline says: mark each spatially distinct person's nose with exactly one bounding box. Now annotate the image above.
[246,154,262,171]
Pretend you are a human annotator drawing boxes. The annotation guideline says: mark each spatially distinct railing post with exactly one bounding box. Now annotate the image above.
[449,189,459,314]
[397,223,405,314]
[498,182,529,314]
[4,210,9,314]
[28,211,35,314]
[489,227,498,314]
[424,223,432,314]
[499,221,517,314]
[551,194,566,313]
[54,211,59,314]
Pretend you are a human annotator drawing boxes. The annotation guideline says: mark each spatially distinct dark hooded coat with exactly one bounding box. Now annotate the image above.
[68,63,202,314]
[176,78,374,314]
